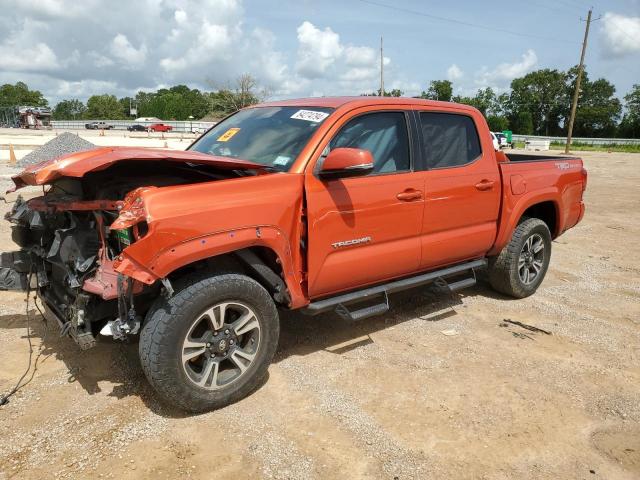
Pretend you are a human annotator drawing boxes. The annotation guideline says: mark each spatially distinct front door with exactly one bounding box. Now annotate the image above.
[305,109,425,298]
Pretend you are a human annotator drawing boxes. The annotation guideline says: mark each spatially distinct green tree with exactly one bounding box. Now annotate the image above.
[562,67,622,137]
[53,99,87,120]
[361,89,403,97]
[134,85,221,120]
[487,115,509,132]
[421,80,452,101]
[511,111,534,135]
[86,94,125,119]
[208,74,267,116]
[453,87,505,122]
[574,78,621,137]
[118,96,136,118]
[508,69,566,135]
[0,82,48,107]
[618,84,640,138]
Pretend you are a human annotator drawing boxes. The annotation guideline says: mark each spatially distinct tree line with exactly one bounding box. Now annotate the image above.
[1,68,639,137]
[0,75,264,123]
[405,66,638,138]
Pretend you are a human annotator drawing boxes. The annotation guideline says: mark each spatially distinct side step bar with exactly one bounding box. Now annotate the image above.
[302,258,486,320]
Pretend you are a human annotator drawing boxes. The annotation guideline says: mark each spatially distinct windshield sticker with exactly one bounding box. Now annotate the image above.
[217,127,241,142]
[273,155,290,166]
[290,110,330,123]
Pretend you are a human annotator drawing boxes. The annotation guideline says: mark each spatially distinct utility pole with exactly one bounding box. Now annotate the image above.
[565,9,592,154]
[380,36,384,96]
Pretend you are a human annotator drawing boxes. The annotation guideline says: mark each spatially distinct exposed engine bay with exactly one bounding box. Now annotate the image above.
[1,160,248,349]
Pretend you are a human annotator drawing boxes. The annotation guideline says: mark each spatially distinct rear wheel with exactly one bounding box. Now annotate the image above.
[139,273,279,412]
[488,218,551,298]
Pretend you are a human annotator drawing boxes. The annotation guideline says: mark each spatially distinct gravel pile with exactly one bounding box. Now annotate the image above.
[18,132,95,167]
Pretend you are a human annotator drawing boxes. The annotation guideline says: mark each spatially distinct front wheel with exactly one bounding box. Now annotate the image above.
[139,273,280,412]
[488,218,552,298]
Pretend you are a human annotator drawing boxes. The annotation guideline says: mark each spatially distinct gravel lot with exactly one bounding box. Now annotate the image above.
[0,150,639,480]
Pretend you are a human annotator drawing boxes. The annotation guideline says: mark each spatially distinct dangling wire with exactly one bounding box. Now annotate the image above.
[0,269,35,406]
[0,265,49,407]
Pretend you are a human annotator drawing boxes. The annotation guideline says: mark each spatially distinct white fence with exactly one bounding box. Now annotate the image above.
[512,134,640,146]
[48,121,640,144]
[51,119,216,133]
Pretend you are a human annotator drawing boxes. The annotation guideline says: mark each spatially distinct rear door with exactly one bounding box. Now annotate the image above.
[415,109,500,269]
[304,107,424,298]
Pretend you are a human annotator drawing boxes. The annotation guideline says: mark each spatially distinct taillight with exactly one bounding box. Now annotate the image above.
[581,167,588,192]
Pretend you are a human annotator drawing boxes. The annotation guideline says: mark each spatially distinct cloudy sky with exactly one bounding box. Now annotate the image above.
[1,0,639,105]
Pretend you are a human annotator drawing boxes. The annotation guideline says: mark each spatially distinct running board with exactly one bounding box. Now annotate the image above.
[302,258,486,318]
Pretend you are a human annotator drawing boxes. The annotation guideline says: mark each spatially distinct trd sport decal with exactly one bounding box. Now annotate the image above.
[331,236,372,249]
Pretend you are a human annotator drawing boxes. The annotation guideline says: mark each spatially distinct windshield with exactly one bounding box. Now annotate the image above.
[189,106,334,171]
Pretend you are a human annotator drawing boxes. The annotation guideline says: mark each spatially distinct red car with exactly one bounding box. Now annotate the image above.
[148,123,173,132]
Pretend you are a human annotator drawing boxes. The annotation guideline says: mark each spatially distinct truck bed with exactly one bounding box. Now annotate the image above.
[506,152,581,163]
[489,154,586,256]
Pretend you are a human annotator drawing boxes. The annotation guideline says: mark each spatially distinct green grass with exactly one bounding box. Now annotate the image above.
[511,140,640,153]
[549,141,640,153]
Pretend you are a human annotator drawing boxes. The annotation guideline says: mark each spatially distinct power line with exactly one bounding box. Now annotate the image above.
[356,0,581,44]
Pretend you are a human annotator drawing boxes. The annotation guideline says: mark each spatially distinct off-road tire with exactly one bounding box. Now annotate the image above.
[488,218,551,298]
[139,273,279,412]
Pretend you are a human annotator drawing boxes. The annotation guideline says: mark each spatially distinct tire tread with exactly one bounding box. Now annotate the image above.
[139,273,279,412]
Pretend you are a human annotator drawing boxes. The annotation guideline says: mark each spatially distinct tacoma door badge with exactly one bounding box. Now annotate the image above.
[332,236,372,249]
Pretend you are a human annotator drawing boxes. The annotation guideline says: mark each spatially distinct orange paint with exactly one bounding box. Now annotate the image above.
[11,97,586,307]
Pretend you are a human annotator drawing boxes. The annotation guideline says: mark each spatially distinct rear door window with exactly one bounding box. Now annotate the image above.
[419,112,482,169]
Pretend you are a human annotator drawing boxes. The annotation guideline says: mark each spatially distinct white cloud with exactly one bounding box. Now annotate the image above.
[110,34,147,67]
[296,21,344,78]
[160,21,234,73]
[344,45,377,66]
[88,51,115,68]
[174,9,188,25]
[0,2,402,103]
[56,79,121,97]
[475,49,538,88]
[3,0,94,18]
[292,21,390,94]
[601,12,640,57]
[447,64,463,82]
[0,42,59,71]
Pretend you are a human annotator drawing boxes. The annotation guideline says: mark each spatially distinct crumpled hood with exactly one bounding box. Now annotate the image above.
[10,146,264,191]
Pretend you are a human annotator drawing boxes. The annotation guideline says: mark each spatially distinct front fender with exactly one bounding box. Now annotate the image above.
[111,173,307,308]
[114,225,307,308]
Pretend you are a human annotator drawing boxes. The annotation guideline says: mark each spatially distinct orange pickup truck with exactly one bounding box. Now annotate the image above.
[1,97,586,411]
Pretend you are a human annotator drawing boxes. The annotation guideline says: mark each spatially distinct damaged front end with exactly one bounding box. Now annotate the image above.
[1,147,263,349]
[2,193,153,349]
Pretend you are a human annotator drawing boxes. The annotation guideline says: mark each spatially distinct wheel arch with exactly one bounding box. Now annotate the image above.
[166,246,294,307]
[489,192,561,256]
[520,200,558,237]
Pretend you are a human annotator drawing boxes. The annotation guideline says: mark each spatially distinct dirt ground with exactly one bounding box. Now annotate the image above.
[0,150,639,480]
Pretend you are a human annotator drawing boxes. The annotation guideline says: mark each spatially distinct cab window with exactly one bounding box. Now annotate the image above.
[419,112,482,169]
[329,112,410,174]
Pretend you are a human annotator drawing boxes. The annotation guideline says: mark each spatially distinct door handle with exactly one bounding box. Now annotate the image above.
[397,189,423,201]
[475,180,495,191]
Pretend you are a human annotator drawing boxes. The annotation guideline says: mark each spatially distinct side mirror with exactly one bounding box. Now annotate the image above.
[318,148,374,179]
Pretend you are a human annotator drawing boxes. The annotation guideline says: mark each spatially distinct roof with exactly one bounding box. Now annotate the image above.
[256,96,476,111]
